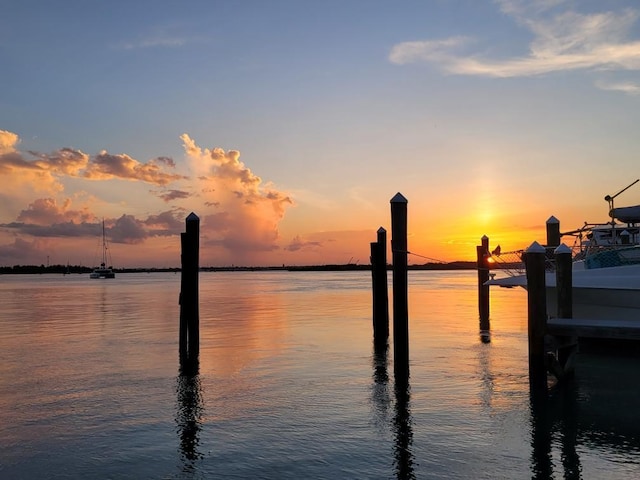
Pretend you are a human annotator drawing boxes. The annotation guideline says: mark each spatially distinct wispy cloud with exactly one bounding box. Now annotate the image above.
[389,1,640,80]
[119,35,187,50]
[284,235,323,252]
[596,80,640,95]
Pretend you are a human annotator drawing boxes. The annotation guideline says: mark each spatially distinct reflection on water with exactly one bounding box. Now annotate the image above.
[2,271,640,478]
[371,341,415,480]
[176,364,204,471]
[393,373,415,480]
[530,382,581,479]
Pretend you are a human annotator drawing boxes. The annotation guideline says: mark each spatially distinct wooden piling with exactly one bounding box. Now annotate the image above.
[525,241,547,393]
[477,235,490,333]
[555,244,572,319]
[546,216,561,247]
[391,193,409,378]
[179,212,200,367]
[554,243,577,378]
[371,227,389,345]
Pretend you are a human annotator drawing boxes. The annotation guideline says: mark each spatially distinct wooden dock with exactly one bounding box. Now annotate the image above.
[548,317,640,341]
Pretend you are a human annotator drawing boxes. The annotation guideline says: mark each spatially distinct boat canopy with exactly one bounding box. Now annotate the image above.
[610,205,640,224]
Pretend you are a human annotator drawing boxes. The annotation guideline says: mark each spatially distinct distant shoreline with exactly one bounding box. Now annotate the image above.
[0,261,479,275]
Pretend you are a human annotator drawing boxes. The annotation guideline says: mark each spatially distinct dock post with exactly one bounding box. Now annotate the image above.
[179,212,200,370]
[554,243,577,378]
[525,241,548,393]
[391,193,409,379]
[371,227,389,346]
[477,235,490,336]
[546,216,560,247]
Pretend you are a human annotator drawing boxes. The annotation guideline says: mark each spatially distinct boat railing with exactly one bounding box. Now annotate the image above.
[488,248,559,277]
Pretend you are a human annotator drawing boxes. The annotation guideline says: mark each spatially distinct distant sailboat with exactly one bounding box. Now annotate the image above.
[90,220,115,279]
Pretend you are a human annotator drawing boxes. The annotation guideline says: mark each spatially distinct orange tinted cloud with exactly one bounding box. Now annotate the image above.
[180,134,294,264]
[84,151,187,185]
[17,198,95,225]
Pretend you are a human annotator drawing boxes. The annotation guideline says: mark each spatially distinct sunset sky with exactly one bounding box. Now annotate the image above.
[2,0,640,268]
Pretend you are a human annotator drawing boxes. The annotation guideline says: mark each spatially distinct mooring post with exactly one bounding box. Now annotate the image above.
[525,241,548,393]
[179,212,200,366]
[554,243,577,378]
[477,235,490,333]
[371,227,389,345]
[546,216,561,247]
[391,193,409,379]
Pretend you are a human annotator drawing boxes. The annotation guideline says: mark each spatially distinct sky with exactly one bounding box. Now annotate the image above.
[2,0,640,268]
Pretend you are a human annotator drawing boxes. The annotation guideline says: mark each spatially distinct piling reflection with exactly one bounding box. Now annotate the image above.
[529,382,581,479]
[370,340,415,479]
[393,372,415,480]
[176,362,204,472]
[371,342,390,429]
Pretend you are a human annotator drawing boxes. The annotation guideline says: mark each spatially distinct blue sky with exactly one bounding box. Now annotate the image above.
[2,0,640,266]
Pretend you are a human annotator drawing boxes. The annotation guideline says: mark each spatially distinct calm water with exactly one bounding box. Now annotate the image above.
[1,271,640,479]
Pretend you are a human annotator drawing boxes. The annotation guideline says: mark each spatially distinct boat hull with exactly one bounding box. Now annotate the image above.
[488,263,640,320]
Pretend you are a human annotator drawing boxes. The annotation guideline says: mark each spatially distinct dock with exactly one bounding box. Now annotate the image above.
[548,317,640,341]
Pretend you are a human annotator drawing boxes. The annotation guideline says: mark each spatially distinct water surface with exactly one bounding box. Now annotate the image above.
[1,271,639,479]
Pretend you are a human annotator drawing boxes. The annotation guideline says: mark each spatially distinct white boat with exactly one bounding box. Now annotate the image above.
[489,261,640,320]
[90,220,115,279]
[487,181,640,319]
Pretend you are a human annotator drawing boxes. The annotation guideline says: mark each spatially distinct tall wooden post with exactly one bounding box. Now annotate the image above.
[180,212,200,369]
[546,216,560,247]
[555,243,577,378]
[371,227,389,346]
[525,241,547,394]
[391,193,409,379]
[477,235,490,334]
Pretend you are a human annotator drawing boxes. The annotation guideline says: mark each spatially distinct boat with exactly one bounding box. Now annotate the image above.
[90,220,115,279]
[487,181,640,319]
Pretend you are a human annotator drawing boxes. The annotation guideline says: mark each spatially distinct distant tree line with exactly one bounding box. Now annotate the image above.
[0,265,181,274]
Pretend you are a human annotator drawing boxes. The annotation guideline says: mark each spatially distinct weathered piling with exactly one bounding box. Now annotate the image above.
[525,241,547,393]
[391,193,409,378]
[477,235,490,334]
[371,227,389,345]
[555,244,572,319]
[553,243,577,379]
[546,216,561,247]
[180,212,200,368]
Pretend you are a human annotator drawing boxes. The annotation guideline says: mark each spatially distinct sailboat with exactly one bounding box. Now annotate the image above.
[90,220,115,279]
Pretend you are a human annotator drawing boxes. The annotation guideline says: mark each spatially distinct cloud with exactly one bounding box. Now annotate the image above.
[389,2,640,78]
[16,198,96,225]
[1,131,186,197]
[595,80,640,95]
[180,134,294,262]
[2,193,184,244]
[0,131,294,266]
[143,209,185,236]
[155,189,192,202]
[0,237,49,266]
[0,130,20,155]
[109,214,148,244]
[84,151,187,185]
[284,235,323,252]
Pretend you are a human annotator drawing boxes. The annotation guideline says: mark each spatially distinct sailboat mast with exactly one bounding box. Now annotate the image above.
[102,220,107,267]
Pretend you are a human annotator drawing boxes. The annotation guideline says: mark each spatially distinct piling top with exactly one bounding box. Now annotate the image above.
[554,243,572,255]
[186,212,200,222]
[481,235,488,240]
[546,215,559,224]
[526,241,546,254]
[390,192,408,203]
[377,227,387,233]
